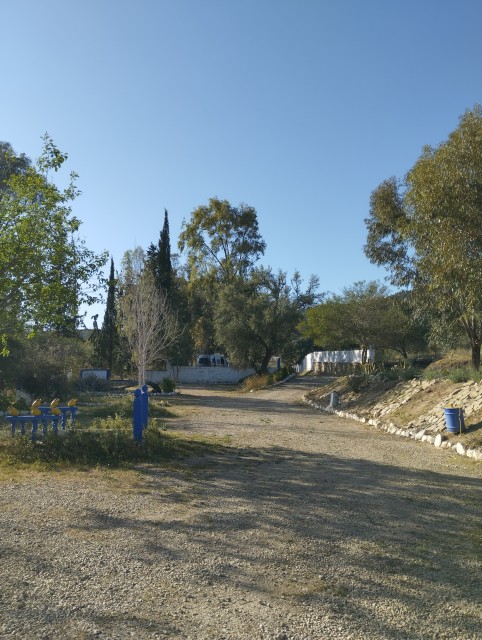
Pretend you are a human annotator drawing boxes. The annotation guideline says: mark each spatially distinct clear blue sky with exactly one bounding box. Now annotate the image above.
[1,0,481,326]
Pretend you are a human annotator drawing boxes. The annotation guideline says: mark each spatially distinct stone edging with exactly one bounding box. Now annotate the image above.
[302,395,482,462]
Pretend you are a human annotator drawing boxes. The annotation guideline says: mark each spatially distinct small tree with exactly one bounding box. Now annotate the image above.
[118,248,181,386]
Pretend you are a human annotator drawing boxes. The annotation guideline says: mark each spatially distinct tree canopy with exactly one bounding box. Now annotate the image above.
[299,281,421,361]
[365,106,482,369]
[0,136,108,345]
[215,269,318,373]
[178,197,266,281]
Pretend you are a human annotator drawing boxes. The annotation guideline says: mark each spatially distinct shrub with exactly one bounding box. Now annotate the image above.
[0,425,227,467]
[272,366,290,383]
[0,391,16,412]
[76,375,110,392]
[161,377,176,393]
[381,366,422,382]
[447,367,482,383]
[242,374,270,392]
[422,365,482,383]
[347,373,368,392]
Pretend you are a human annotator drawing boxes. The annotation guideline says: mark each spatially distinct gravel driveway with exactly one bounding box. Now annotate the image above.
[1,376,481,640]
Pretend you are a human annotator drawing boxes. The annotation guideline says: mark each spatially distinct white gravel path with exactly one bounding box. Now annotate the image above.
[0,376,481,640]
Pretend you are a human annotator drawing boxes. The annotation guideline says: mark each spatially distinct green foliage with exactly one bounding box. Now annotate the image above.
[117,248,181,385]
[179,197,266,281]
[347,374,368,392]
[0,136,108,342]
[365,106,482,369]
[76,375,110,393]
[379,366,422,381]
[0,390,16,411]
[2,332,89,397]
[300,281,424,360]
[146,209,172,293]
[0,425,228,468]
[215,269,318,374]
[161,377,176,393]
[422,365,482,383]
[96,257,122,374]
[272,366,290,382]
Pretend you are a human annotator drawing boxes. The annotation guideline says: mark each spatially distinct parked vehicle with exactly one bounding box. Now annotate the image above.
[197,353,228,367]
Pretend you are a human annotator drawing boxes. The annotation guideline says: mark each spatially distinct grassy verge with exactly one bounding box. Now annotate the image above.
[0,391,229,473]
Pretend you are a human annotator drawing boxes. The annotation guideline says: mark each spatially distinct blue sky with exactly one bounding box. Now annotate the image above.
[1,0,481,325]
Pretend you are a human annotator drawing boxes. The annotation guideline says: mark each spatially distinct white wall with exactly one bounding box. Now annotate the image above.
[298,349,375,372]
[145,366,255,385]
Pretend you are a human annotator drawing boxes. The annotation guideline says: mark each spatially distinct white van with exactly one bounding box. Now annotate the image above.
[197,353,228,367]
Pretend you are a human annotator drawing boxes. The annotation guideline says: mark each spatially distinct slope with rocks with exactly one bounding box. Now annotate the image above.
[304,360,482,460]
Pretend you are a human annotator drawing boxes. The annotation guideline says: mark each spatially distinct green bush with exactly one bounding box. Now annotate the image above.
[161,377,176,393]
[347,373,368,392]
[422,366,482,383]
[381,366,422,382]
[272,366,290,382]
[0,391,16,412]
[76,375,110,392]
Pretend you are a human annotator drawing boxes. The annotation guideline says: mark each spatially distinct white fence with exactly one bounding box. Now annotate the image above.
[298,349,375,373]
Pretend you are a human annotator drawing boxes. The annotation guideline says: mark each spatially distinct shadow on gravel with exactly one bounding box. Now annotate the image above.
[66,444,482,638]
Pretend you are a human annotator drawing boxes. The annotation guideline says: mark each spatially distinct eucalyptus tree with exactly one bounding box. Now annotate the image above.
[178,197,266,282]
[179,197,266,355]
[365,106,482,369]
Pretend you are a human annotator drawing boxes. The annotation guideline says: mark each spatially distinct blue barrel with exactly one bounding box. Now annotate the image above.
[444,408,465,433]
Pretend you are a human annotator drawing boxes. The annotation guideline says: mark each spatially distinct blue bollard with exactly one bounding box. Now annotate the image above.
[133,389,143,442]
[141,384,149,430]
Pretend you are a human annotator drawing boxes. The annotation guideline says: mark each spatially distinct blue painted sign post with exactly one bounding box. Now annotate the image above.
[141,384,149,430]
[133,385,149,442]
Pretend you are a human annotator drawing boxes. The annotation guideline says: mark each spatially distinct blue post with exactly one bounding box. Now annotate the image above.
[51,416,59,435]
[133,389,143,442]
[141,384,149,430]
[9,416,18,437]
[31,417,39,441]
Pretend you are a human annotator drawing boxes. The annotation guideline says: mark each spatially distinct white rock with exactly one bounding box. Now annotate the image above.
[434,434,443,447]
[455,442,466,455]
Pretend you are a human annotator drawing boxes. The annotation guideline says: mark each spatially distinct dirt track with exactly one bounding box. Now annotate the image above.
[1,376,481,639]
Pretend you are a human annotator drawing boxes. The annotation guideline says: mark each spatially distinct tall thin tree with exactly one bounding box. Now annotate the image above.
[146,208,172,294]
[100,257,120,373]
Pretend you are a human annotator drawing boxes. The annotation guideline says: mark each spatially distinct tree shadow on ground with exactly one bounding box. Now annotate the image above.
[64,443,482,639]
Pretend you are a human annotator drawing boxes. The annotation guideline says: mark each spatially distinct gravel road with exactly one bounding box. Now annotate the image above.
[1,376,481,640]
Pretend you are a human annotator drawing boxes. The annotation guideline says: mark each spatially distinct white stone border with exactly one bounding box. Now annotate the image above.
[303,395,482,462]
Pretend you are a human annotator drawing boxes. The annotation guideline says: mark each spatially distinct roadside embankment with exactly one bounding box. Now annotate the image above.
[304,375,482,461]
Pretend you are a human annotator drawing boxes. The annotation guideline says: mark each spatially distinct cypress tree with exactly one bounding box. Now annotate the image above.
[100,257,120,373]
[147,209,172,294]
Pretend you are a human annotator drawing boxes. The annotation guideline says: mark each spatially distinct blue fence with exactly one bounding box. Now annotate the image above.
[5,404,77,441]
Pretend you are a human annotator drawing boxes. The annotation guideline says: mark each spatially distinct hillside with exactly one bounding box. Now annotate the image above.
[304,354,482,455]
